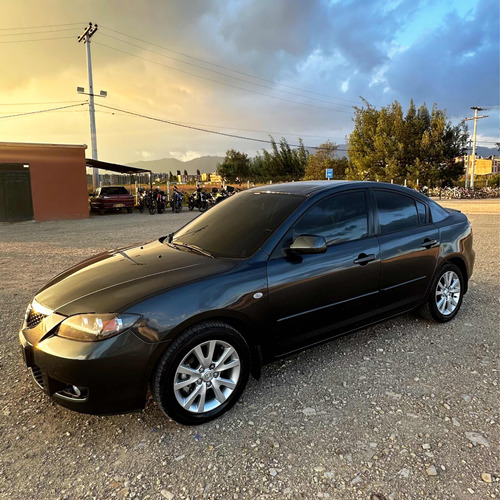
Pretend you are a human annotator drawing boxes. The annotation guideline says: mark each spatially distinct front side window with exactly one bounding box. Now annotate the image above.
[292,191,369,245]
[375,190,419,234]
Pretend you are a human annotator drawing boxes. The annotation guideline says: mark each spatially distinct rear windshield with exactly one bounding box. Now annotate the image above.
[100,186,129,195]
[172,191,305,258]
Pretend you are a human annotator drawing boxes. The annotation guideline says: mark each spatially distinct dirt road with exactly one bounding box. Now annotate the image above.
[0,200,498,499]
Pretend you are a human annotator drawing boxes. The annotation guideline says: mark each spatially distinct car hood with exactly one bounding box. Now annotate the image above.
[35,239,236,316]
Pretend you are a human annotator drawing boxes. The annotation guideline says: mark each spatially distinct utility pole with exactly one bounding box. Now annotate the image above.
[78,22,99,190]
[464,107,488,189]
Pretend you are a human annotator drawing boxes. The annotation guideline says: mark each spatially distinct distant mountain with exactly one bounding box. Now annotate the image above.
[128,155,224,175]
[474,146,498,157]
[127,143,496,175]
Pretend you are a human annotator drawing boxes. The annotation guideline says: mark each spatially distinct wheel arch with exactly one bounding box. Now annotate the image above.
[151,311,263,383]
[440,255,469,294]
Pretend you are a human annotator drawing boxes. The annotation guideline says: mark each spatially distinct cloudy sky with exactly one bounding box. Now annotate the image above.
[1,0,498,164]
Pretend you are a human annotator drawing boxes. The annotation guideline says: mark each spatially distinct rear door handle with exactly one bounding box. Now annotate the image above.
[421,239,438,248]
[353,253,376,265]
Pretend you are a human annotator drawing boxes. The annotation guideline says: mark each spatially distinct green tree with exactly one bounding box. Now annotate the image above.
[304,141,347,180]
[347,100,468,186]
[217,149,251,181]
[258,136,308,181]
[249,153,264,181]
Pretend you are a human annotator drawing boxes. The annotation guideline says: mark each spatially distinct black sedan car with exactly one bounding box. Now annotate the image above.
[19,181,474,425]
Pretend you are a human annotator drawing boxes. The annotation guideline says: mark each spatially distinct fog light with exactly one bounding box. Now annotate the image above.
[55,384,88,402]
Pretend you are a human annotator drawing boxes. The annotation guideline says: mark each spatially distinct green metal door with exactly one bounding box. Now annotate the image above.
[0,164,34,222]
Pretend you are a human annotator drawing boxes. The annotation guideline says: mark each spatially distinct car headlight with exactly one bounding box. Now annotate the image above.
[56,313,140,342]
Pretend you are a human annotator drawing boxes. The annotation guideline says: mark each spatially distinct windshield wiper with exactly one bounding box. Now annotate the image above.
[168,241,214,258]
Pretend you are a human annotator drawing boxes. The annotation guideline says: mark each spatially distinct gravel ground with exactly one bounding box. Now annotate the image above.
[0,200,499,500]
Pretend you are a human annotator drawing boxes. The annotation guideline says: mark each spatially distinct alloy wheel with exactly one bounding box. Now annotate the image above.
[435,270,461,316]
[173,340,241,414]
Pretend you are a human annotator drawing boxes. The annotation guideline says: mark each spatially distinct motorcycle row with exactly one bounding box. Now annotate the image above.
[137,186,238,215]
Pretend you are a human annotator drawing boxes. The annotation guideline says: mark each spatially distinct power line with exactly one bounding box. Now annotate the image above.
[94,41,351,114]
[96,106,344,140]
[0,36,75,44]
[107,108,343,140]
[98,32,353,109]
[0,22,84,30]
[0,103,86,120]
[94,102,327,149]
[99,24,359,105]
[0,110,88,115]
[0,100,86,106]
[0,27,81,37]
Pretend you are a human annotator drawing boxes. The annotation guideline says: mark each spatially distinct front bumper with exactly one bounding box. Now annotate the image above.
[19,321,161,415]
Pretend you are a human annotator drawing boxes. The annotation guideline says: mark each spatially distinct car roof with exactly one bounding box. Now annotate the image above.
[250,180,426,199]
[250,180,349,196]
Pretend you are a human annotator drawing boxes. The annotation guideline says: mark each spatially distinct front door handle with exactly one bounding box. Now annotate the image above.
[353,253,376,265]
[421,238,438,249]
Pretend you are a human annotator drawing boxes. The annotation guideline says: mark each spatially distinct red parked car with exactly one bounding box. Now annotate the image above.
[89,186,134,215]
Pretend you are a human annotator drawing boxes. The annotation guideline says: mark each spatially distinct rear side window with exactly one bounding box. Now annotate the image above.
[292,191,368,245]
[429,199,449,223]
[375,191,419,234]
[416,200,428,225]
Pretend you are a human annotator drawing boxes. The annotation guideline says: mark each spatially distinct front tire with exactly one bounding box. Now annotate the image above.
[152,321,250,425]
[419,263,464,322]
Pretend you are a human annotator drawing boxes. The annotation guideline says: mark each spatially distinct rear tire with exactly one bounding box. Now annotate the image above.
[126,207,133,213]
[152,321,250,425]
[149,199,157,215]
[419,262,464,322]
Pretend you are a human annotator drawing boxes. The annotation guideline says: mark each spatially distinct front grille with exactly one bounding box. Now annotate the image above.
[31,365,45,389]
[26,309,47,330]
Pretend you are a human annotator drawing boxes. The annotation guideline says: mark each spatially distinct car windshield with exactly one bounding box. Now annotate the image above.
[171,191,305,258]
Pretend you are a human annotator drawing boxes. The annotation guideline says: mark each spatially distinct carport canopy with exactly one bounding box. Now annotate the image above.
[86,158,151,175]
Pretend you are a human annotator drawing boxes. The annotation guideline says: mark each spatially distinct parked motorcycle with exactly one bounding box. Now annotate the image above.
[138,188,157,215]
[153,188,167,214]
[188,188,209,212]
[211,185,236,205]
[171,188,183,213]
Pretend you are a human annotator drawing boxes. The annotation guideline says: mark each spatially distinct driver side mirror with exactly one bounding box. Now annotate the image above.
[288,235,327,255]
